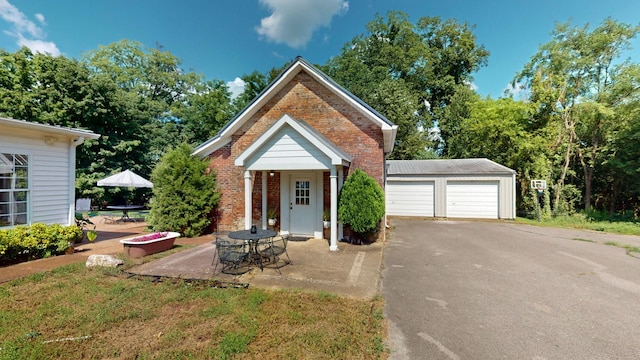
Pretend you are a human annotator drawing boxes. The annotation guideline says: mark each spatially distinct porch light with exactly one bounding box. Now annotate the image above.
[269,170,275,177]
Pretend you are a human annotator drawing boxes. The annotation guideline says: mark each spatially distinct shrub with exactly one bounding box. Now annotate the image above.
[147,142,220,237]
[338,169,385,239]
[0,224,80,264]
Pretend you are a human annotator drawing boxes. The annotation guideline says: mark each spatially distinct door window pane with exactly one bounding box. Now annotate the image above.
[295,180,310,206]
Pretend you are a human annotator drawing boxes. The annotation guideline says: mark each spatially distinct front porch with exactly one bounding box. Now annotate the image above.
[243,169,345,251]
[235,114,352,251]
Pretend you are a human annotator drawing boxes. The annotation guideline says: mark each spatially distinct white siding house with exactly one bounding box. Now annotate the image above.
[0,117,100,228]
[386,159,516,220]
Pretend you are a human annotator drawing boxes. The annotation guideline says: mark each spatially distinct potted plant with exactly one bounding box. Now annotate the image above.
[267,206,278,227]
[322,209,331,229]
[74,212,96,243]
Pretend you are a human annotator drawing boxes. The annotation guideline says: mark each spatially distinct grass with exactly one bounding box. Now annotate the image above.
[0,263,387,359]
[516,213,640,236]
[604,241,640,256]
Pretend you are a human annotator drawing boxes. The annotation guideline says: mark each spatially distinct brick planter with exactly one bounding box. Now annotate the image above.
[119,232,181,258]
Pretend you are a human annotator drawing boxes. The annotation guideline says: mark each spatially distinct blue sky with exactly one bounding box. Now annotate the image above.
[1,0,639,98]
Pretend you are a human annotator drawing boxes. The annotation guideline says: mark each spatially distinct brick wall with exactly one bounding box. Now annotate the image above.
[206,70,386,231]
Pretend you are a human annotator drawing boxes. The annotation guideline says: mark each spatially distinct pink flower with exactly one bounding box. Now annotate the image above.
[128,232,169,243]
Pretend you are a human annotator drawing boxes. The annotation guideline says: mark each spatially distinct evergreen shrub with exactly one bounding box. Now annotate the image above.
[338,169,385,239]
[147,143,220,237]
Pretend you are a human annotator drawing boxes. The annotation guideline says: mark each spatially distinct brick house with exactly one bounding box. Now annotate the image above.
[193,57,397,251]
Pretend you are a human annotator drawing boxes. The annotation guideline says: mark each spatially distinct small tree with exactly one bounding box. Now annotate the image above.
[338,169,385,240]
[147,143,219,237]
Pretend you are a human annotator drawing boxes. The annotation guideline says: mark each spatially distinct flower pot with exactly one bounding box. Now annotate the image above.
[119,232,181,258]
[268,218,276,226]
[323,220,331,229]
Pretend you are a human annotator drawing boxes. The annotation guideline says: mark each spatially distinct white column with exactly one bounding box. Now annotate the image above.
[261,170,267,229]
[330,167,338,251]
[244,170,252,230]
[338,166,344,241]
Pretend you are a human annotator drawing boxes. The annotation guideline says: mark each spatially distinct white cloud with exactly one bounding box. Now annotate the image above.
[227,77,246,99]
[504,81,525,99]
[0,0,60,55]
[17,36,60,56]
[256,0,348,48]
[34,13,45,25]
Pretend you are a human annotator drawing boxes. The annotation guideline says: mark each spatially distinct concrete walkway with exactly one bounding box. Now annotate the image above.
[1,217,384,299]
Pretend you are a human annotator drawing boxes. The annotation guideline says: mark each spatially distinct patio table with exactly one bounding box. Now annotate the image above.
[106,205,144,223]
[228,228,277,270]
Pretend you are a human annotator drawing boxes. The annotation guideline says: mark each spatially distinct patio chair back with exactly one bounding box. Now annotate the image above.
[212,238,250,276]
[259,234,291,273]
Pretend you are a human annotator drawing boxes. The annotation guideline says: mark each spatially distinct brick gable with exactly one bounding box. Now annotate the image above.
[207,70,386,231]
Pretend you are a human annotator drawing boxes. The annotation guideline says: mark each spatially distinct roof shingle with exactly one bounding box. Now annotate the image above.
[387,158,515,175]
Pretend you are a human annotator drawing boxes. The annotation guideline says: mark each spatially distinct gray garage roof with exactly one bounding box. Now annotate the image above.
[387,158,516,176]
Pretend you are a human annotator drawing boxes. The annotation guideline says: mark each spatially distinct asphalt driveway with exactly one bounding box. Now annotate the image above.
[383,219,640,359]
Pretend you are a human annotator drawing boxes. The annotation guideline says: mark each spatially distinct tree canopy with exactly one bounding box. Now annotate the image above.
[1,13,640,220]
[324,11,489,158]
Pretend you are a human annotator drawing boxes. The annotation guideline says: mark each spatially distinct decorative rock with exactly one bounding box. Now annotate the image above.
[86,255,124,268]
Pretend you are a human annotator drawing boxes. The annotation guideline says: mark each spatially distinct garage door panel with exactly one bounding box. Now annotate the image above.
[386,181,434,217]
[447,181,498,219]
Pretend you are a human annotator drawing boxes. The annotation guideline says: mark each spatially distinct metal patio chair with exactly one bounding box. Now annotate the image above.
[259,234,292,273]
[212,237,250,276]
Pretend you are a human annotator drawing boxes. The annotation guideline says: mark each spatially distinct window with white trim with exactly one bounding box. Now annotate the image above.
[0,153,29,227]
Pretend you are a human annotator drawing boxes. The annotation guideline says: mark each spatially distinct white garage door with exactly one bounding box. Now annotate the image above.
[447,181,499,219]
[386,181,434,217]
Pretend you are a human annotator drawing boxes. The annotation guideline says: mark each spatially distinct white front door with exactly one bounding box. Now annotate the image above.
[290,175,316,235]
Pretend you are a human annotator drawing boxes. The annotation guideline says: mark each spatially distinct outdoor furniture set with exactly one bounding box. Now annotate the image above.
[212,227,291,275]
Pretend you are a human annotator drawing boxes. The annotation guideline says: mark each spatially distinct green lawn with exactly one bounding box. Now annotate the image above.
[0,263,387,359]
[516,214,640,236]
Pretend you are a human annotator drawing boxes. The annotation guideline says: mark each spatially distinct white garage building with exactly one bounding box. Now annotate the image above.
[386,158,516,220]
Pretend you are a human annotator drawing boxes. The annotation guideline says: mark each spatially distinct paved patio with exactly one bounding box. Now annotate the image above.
[130,235,383,299]
[1,216,384,299]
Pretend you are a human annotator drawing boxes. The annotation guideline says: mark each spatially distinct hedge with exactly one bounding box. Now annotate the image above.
[0,224,81,265]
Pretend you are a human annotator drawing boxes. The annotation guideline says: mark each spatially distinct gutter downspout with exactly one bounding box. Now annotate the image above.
[68,137,85,226]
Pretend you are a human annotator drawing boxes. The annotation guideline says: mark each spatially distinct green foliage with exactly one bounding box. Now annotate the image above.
[325,11,489,157]
[172,79,234,145]
[338,169,385,237]
[267,205,279,220]
[516,18,640,213]
[0,224,80,264]
[147,143,219,237]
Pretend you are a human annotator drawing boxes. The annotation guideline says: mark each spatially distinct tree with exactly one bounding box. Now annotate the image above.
[325,11,489,158]
[147,143,219,237]
[452,97,550,215]
[338,169,385,240]
[172,79,233,145]
[516,18,640,212]
[83,40,201,169]
[231,70,269,114]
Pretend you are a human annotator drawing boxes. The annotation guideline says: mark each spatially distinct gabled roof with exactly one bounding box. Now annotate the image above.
[387,159,516,176]
[193,56,398,158]
[235,114,352,170]
[0,117,100,140]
